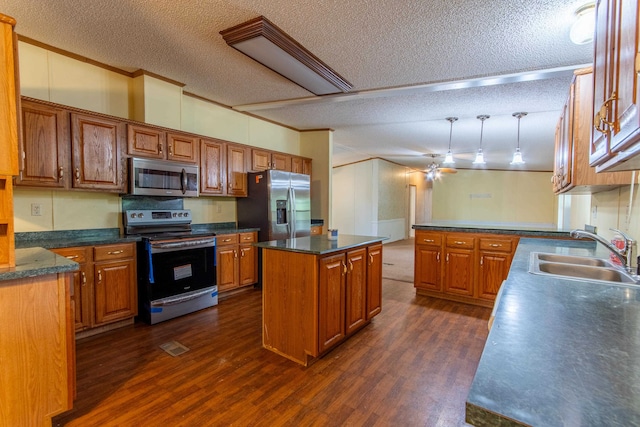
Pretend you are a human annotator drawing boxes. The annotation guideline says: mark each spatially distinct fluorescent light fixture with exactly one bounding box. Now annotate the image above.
[220,16,352,95]
[570,3,595,45]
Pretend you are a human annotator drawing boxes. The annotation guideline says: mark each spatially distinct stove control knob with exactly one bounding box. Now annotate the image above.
[130,213,136,218]
[184,212,189,217]
[178,213,183,217]
[137,213,143,218]
[173,213,177,217]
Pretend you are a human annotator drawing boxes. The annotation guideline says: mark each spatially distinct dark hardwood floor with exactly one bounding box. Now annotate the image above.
[53,279,490,426]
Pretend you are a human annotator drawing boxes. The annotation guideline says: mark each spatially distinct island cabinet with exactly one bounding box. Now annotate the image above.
[414,229,519,307]
[260,236,384,366]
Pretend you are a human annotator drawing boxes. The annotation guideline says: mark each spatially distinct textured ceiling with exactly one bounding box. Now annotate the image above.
[2,0,593,171]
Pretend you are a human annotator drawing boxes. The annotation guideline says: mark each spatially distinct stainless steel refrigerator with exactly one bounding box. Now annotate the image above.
[237,170,311,241]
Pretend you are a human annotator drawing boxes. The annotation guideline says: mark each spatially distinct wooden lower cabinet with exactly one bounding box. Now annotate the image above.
[216,232,258,293]
[0,271,74,425]
[414,230,519,307]
[263,241,383,366]
[310,224,323,235]
[52,242,137,335]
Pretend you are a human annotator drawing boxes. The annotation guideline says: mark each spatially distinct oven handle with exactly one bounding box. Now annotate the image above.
[150,237,216,253]
[150,287,217,307]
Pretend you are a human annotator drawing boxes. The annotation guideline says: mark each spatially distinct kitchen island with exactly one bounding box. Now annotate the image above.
[0,247,78,426]
[256,234,385,366]
[466,238,640,426]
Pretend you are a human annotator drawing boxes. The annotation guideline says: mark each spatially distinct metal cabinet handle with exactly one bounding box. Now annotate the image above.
[81,271,86,285]
[490,244,502,248]
[223,238,232,242]
[159,142,163,155]
[234,250,238,258]
[480,256,484,266]
[342,262,347,275]
[169,142,173,156]
[454,241,465,245]
[97,270,102,282]
[424,239,434,243]
[65,255,79,259]
[75,167,80,182]
[437,252,440,262]
[107,250,124,255]
[348,259,353,272]
[369,253,374,264]
[59,166,64,179]
[240,248,245,257]
[243,236,252,240]
[594,91,617,134]
[446,253,449,262]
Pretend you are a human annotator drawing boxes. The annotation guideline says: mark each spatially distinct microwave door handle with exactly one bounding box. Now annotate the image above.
[181,168,187,194]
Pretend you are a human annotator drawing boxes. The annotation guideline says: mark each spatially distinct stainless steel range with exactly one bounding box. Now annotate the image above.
[124,209,217,324]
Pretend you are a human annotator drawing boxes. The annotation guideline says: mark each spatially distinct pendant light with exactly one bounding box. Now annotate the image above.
[510,112,527,165]
[473,115,489,165]
[443,117,457,165]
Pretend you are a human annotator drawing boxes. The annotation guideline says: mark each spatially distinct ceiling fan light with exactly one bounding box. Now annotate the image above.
[570,3,595,45]
[473,148,486,165]
[510,148,525,165]
[443,150,455,165]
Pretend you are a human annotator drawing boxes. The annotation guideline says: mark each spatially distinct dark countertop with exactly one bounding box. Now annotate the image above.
[466,237,640,426]
[15,226,259,249]
[0,247,79,283]
[255,234,386,255]
[413,222,573,238]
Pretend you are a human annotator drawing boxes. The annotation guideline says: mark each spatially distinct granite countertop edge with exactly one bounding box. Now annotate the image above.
[255,234,387,255]
[465,237,640,426]
[413,223,572,237]
[0,247,79,283]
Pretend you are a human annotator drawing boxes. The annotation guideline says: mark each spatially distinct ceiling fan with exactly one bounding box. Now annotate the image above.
[424,153,457,181]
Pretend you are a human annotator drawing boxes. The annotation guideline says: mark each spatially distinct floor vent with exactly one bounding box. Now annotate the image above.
[160,341,190,357]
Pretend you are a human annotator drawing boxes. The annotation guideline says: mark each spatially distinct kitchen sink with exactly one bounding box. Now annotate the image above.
[529,252,639,285]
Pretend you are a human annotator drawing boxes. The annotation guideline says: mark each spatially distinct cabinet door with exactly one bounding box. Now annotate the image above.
[345,248,367,335]
[291,156,304,174]
[478,251,512,301]
[0,19,18,177]
[227,144,248,196]
[71,113,124,191]
[217,244,238,292]
[553,92,572,191]
[609,0,640,154]
[303,158,312,176]
[271,153,291,171]
[366,244,383,320]
[127,124,166,159]
[239,244,257,286]
[415,244,442,292]
[318,253,346,353]
[444,248,474,296]
[167,132,198,163]
[251,149,271,171]
[16,101,68,188]
[93,259,136,325]
[52,246,92,332]
[200,138,225,195]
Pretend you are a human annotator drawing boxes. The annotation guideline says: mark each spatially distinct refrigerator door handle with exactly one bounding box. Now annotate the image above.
[286,186,293,238]
[291,186,297,237]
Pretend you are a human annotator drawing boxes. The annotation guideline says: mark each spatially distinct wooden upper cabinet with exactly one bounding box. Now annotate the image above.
[16,100,69,188]
[226,143,248,197]
[303,158,312,176]
[71,113,124,192]
[166,132,198,163]
[291,156,303,174]
[200,138,225,195]
[0,15,18,176]
[271,152,291,171]
[251,149,271,171]
[127,124,165,160]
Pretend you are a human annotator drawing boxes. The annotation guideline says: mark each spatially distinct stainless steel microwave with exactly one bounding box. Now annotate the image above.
[129,157,199,197]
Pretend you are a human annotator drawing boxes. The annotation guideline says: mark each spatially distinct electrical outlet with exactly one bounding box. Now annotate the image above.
[31,203,42,216]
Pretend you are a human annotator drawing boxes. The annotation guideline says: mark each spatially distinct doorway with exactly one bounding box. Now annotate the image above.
[409,185,416,237]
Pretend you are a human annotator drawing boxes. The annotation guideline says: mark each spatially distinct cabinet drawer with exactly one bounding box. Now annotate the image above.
[239,232,256,244]
[416,231,442,246]
[217,234,239,245]
[446,235,475,249]
[480,238,513,253]
[310,225,323,235]
[52,246,90,263]
[94,243,135,261]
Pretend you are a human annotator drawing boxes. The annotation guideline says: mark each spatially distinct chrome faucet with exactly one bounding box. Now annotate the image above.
[570,228,636,273]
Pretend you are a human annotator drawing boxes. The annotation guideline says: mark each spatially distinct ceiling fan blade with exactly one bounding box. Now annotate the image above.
[439,167,457,174]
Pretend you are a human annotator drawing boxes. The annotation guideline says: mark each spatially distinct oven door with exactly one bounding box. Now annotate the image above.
[144,237,216,301]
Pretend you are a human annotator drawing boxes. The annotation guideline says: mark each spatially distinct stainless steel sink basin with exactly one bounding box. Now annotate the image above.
[535,253,613,267]
[529,252,639,285]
